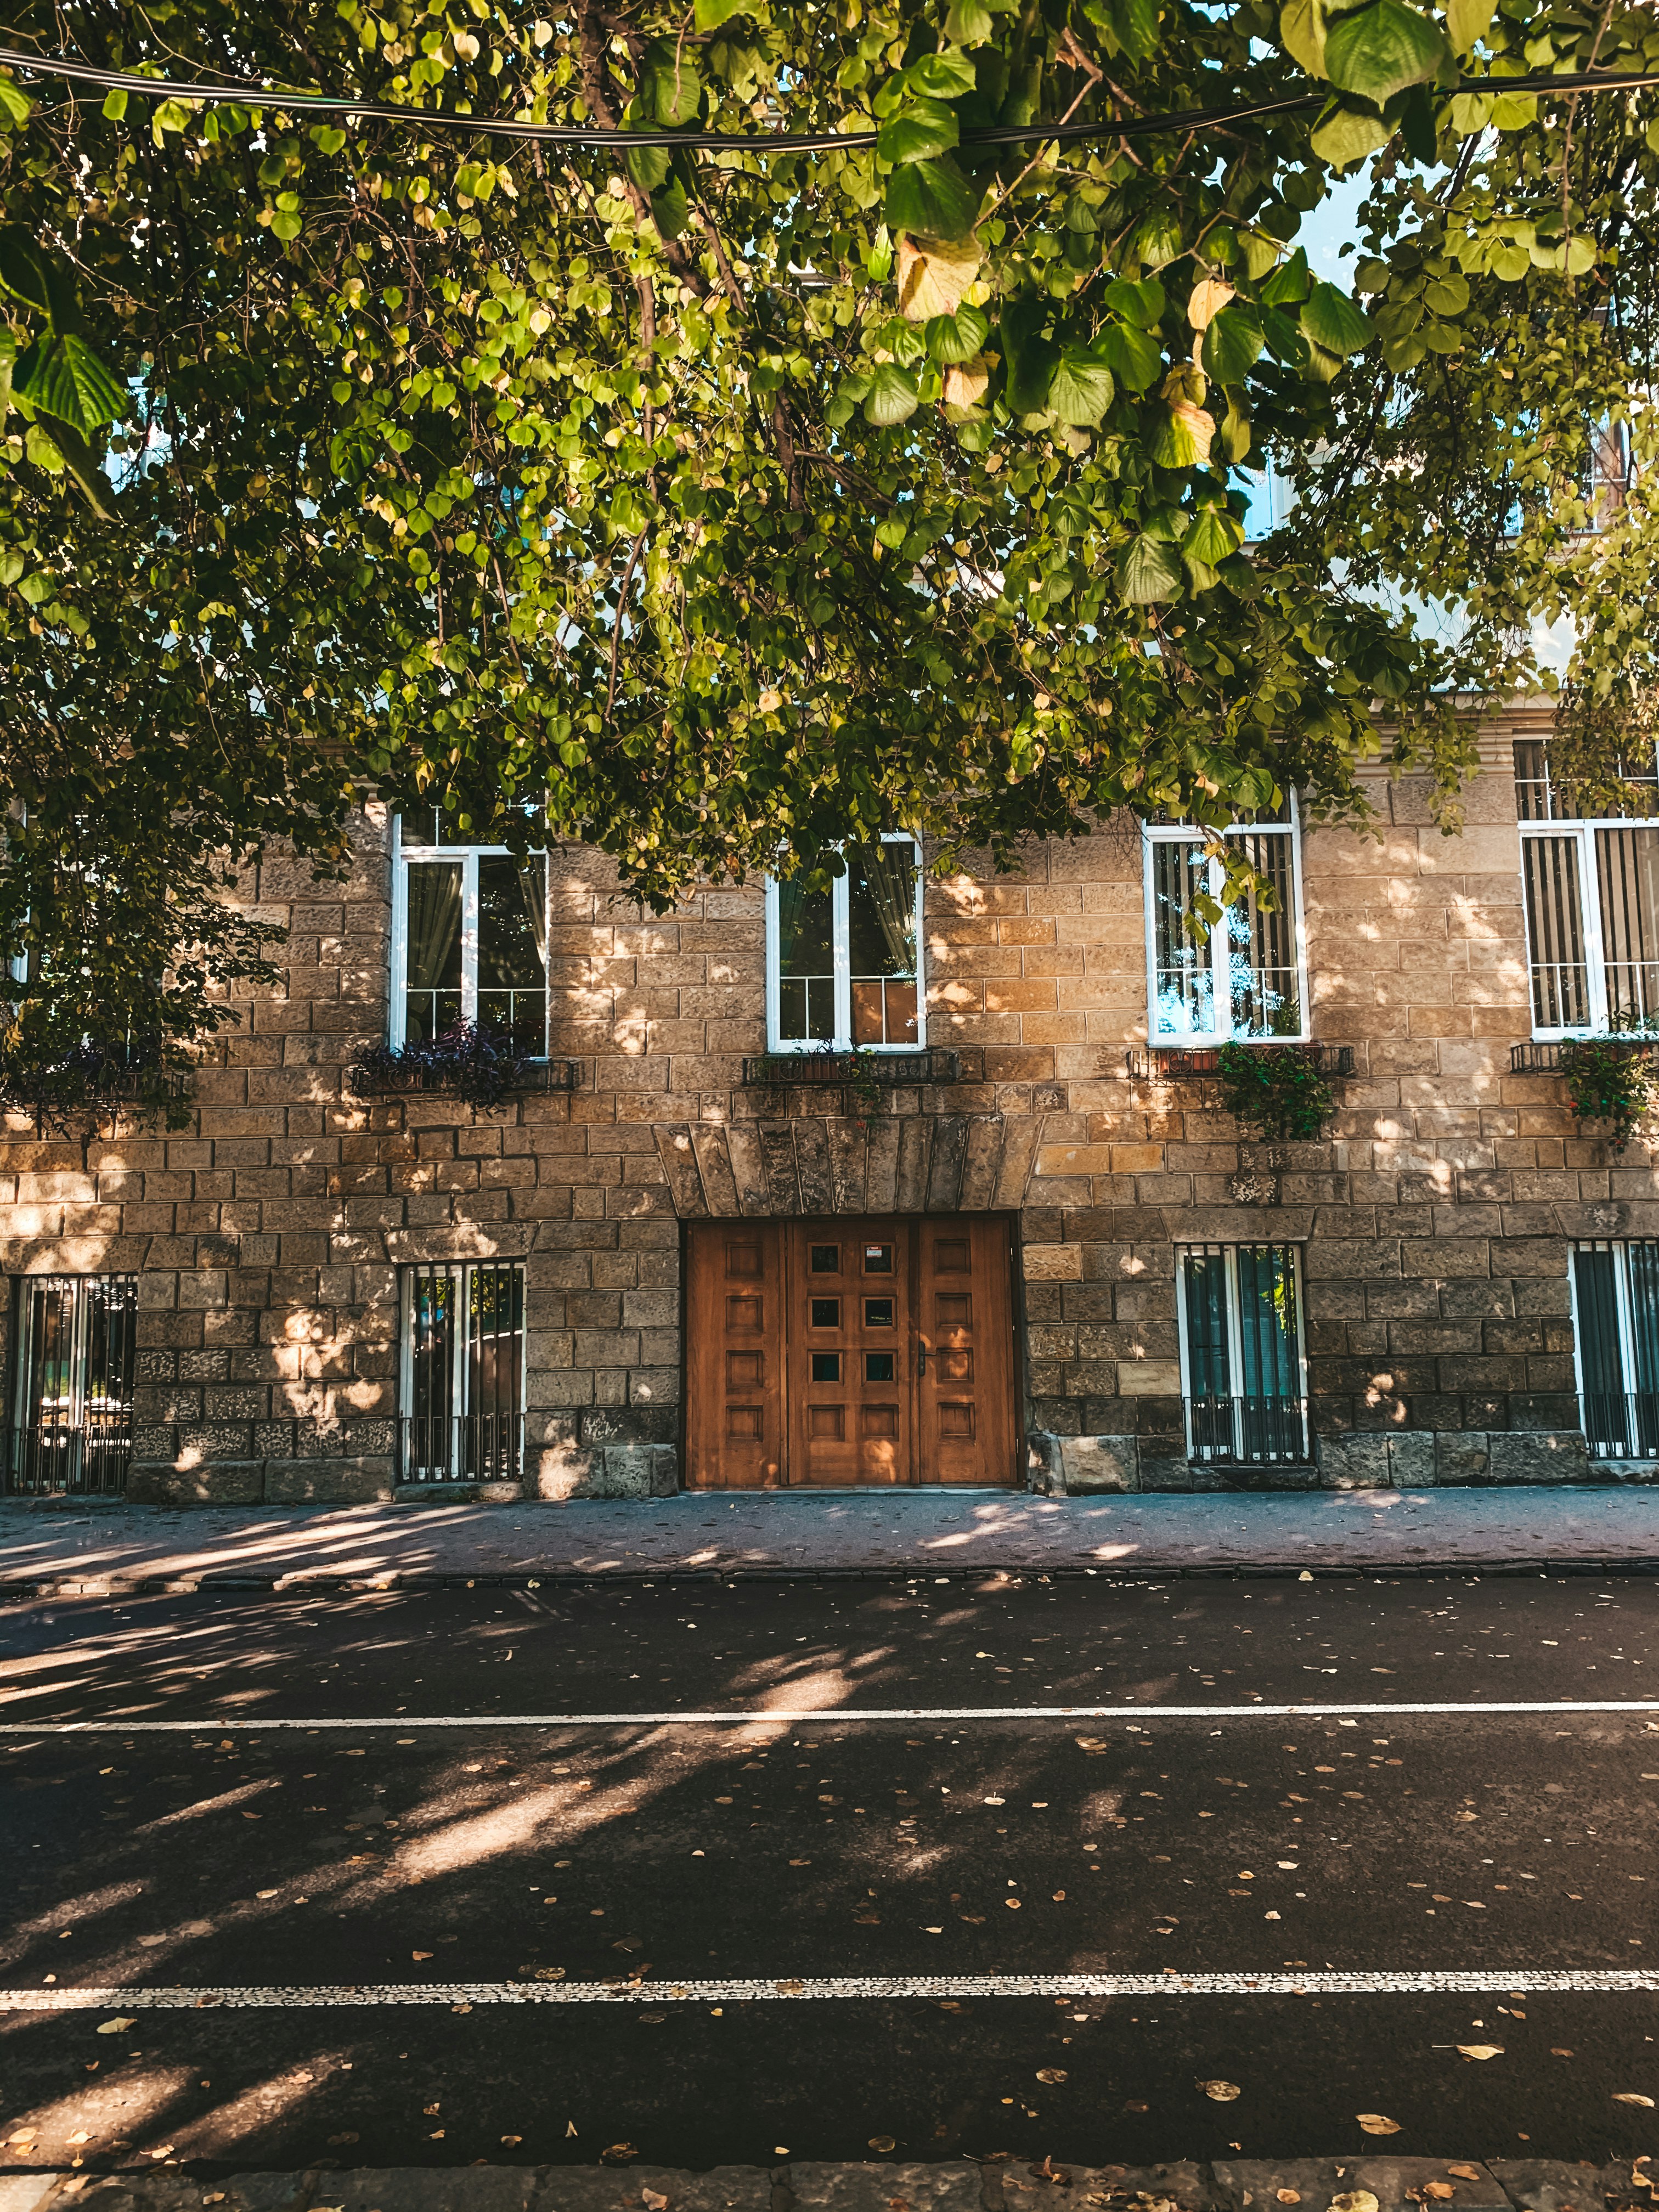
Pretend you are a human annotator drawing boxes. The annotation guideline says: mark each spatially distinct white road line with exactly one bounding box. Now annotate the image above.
[2,1700,1658,1734]
[3,1971,1657,2011]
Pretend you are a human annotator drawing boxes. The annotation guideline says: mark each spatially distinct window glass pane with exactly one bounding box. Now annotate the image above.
[467,1263,524,1476]
[1628,1243,1659,1397]
[478,854,548,1054]
[404,861,463,1042]
[777,879,835,1042]
[1520,834,1590,1030]
[1573,1244,1626,1451]
[1152,842,1215,1036]
[1226,831,1301,1037]
[1513,740,1552,822]
[1594,826,1659,1027]
[848,843,919,1046]
[1180,1249,1231,1398]
[1235,1245,1301,1398]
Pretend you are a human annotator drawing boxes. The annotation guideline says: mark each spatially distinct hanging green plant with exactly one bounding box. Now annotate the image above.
[1558,1034,1657,1152]
[816,1041,885,1126]
[0,1020,195,1137]
[1216,1042,1338,1143]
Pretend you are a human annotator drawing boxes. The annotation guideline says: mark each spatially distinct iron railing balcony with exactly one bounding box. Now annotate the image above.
[397,1411,525,1485]
[1184,1393,1312,1466]
[743,1047,960,1087]
[1510,1038,1657,1074]
[1128,1045,1355,1081]
[1579,1390,1659,1460]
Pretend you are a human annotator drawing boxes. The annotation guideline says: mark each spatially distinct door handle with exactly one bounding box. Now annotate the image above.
[917,1344,928,1376]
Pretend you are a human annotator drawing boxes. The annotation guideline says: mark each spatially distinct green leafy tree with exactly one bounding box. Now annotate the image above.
[1,0,1657,1081]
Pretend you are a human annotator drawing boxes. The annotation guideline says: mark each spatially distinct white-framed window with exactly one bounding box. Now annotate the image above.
[1570,1239,1659,1460]
[1175,1241,1310,1464]
[399,1260,526,1482]
[1515,740,1659,1037]
[8,1273,137,1496]
[765,836,925,1053]
[390,811,550,1057]
[1143,801,1308,1043]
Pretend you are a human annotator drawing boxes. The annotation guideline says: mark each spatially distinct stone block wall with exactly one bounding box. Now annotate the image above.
[2,707,1656,1502]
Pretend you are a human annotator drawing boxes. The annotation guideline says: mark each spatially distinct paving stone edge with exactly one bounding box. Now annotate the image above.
[2,2152,1652,2212]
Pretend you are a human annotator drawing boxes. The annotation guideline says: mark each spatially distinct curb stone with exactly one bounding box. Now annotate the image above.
[5,2159,1652,2212]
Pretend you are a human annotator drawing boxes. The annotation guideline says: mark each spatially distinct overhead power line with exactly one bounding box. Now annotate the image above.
[1,44,1657,153]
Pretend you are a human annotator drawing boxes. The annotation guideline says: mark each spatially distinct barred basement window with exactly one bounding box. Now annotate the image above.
[399,1261,526,1483]
[765,837,924,1053]
[391,812,550,1058]
[1515,739,1659,1036]
[1144,800,1308,1044]
[1570,1240,1659,1460]
[1176,1242,1310,1464]
[7,1274,138,1496]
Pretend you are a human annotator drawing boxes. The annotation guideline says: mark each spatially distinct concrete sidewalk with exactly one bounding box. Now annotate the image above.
[3,2157,1654,2212]
[2,1485,1658,1594]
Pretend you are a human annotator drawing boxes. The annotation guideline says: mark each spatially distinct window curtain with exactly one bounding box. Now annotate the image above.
[405,862,463,989]
[858,843,917,974]
[516,856,549,979]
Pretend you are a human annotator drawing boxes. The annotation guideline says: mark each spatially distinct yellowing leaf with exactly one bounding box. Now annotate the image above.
[1280,0,1328,75]
[1446,0,1494,51]
[1200,2079,1241,2101]
[896,233,983,322]
[1036,2067,1068,2084]
[1356,2118,1401,2138]
[1613,2092,1656,2107]
[1170,401,1216,465]
[1188,279,1235,329]
[1457,2044,1504,2061]
[1331,2196,1381,2211]
[96,2018,137,2035]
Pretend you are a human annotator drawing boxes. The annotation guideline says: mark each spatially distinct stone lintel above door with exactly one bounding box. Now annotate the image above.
[653,1112,1045,1218]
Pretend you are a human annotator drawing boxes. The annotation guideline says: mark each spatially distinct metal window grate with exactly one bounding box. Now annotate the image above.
[7,1274,138,1496]
[1572,1240,1659,1460]
[399,1261,526,1483]
[1177,1243,1310,1464]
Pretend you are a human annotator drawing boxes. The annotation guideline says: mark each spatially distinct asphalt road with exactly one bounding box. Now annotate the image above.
[1,1571,1656,2174]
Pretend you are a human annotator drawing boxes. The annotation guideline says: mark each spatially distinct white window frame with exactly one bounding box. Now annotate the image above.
[390,813,550,1056]
[1141,801,1310,1046]
[764,833,926,1055]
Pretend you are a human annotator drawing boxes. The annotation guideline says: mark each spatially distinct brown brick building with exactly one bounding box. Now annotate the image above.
[4,707,1657,1504]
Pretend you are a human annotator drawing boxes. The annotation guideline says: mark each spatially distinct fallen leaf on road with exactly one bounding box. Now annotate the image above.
[602,2143,638,2165]
[501,2136,522,2147]
[984,1796,1006,1806]
[326,2134,358,2148]
[257,1889,279,1900]
[67,2134,91,2147]
[1199,2080,1240,2101]
[1005,1899,1021,1910]
[1447,2170,1481,2182]
[789,1859,811,1867]
[1357,2115,1401,2135]
[1331,2195,1380,2212]
[412,1951,434,1961]
[1423,2186,1454,2200]
[1124,2101,1148,2113]
[1036,2069,1068,2084]
[95,2019,136,2035]
[1457,2045,1503,2061]
[642,2191,670,2209]
[868,2137,896,2153]
[1613,2094,1656,2107]
[1276,2192,1300,2204]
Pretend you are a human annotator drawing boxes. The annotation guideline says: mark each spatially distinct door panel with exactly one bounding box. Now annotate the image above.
[685,1215,1018,1487]
[684,1223,784,1488]
[786,1221,913,1487]
[918,1215,1020,1485]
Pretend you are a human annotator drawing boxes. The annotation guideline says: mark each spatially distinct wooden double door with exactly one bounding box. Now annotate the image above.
[685,1216,1019,1488]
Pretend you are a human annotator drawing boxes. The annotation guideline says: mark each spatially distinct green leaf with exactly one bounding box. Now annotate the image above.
[1310,99,1395,166]
[650,173,691,239]
[642,39,703,126]
[1323,0,1447,105]
[1300,279,1373,355]
[1090,0,1162,61]
[1445,0,1494,52]
[1118,532,1183,601]
[1133,212,1184,269]
[1097,319,1164,392]
[1000,295,1058,414]
[1201,304,1265,382]
[624,142,673,195]
[945,0,996,39]
[884,155,978,241]
[1148,403,1199,468]
[1186,504,1244,565]
[270,209,303,241]
[1280,0,1328,76]
[1048,344,1116,426]
[0,225,51,317]
[13,332,128,436]
[924,303,991,365]
[864,365,919,425]
[904,50,981,99]
[0,76,30,129]
[101,87,128,121]
[1103,276,1166,328]
[1423,272,1469,314]
[694,0,748,27]
[1259,247,1311,306]
[877,98,961,165]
